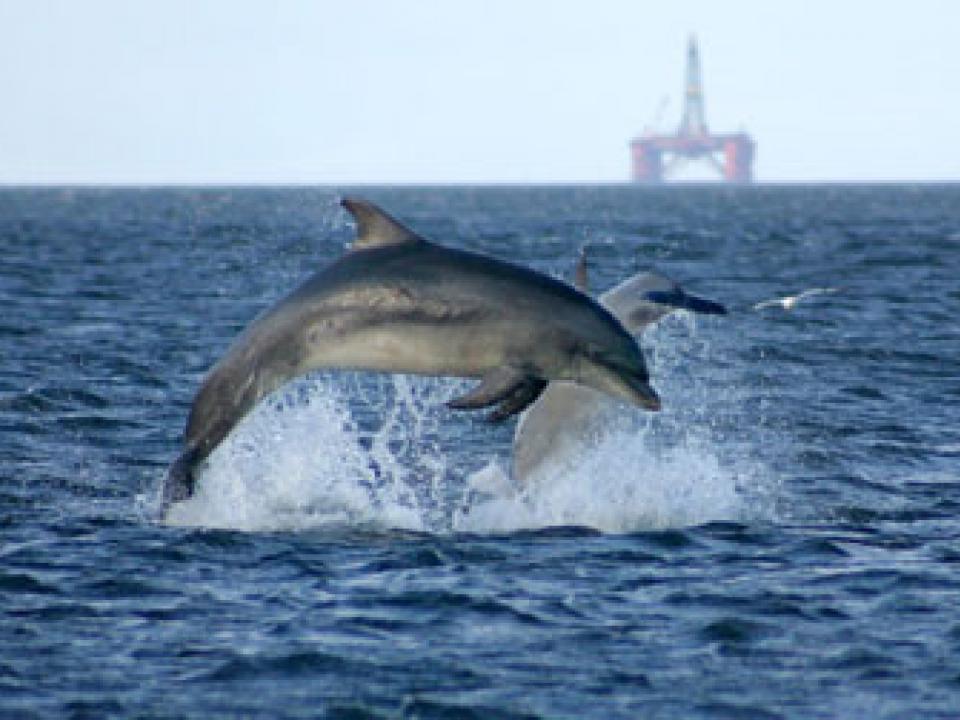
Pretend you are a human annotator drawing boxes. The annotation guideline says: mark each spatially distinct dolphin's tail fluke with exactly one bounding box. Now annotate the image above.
[161,446,201,512]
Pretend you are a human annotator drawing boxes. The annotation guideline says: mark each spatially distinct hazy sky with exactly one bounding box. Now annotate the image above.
[1,1,957,184]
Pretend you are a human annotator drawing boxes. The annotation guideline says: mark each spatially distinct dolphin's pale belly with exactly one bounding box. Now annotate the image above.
[513,382,613,481]
[301,321,505,379]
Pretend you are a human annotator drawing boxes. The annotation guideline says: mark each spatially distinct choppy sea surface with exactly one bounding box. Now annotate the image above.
[2,185,959,718]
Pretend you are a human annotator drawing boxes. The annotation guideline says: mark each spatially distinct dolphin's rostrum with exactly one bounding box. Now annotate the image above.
[163,198,660,510]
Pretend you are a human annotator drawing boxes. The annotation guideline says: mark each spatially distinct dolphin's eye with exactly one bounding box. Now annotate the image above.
[581,343,611,364]
[568,339,594,360]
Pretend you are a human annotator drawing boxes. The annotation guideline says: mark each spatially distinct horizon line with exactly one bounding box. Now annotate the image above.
[0,179,957,190]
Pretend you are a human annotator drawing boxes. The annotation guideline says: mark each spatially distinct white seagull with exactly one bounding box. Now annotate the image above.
[753,287,841,311]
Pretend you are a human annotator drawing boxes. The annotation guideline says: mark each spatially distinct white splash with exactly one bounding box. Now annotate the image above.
[158,316,764,535]
[456,419,746,534]
[162,379,387,532]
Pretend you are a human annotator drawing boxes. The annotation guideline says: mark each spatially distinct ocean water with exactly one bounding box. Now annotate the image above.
[2,185,959,718]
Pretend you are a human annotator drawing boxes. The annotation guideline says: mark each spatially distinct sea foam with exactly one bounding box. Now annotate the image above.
[160,313,761,533]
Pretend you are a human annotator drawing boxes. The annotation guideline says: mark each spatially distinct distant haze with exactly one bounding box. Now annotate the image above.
[1,0,956,184]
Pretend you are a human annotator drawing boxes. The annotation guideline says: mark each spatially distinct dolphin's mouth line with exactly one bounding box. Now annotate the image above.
[596,355,661,412]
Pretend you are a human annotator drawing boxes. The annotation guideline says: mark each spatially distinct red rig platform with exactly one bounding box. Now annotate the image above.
[630,37,755,184]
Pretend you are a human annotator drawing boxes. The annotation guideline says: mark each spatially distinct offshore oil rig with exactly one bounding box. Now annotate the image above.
[630,37,755,183]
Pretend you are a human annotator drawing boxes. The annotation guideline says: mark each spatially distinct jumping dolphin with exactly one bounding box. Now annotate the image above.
[512,258,725,483]
[163,198,661,509]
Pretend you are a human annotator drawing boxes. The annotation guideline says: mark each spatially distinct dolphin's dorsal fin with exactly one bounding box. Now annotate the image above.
[574,245,589,292]
[341,197,423,250]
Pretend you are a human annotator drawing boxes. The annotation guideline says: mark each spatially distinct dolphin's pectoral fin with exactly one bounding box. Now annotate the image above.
[448,368,548,422]
[487,376,548,423]
[447,366,532,411]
